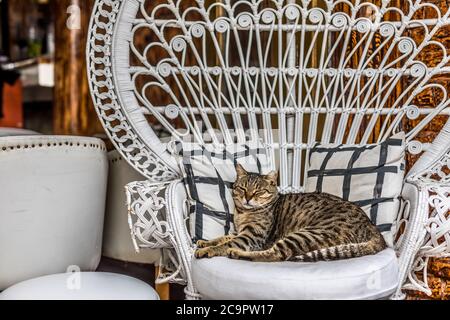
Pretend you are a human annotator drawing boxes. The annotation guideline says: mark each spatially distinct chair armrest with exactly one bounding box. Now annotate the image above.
[125,179,199,297]
[393,178,450,298]
[165,180,201,298]
[165,179,196,254]
[407,123,450,181]
[125,179,181,252]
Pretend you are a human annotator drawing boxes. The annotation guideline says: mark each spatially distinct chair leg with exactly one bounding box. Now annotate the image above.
[392,187,429,299]
[155,266,170,300]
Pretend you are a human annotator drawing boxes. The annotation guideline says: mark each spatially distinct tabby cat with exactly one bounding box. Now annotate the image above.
[195,164,386,262]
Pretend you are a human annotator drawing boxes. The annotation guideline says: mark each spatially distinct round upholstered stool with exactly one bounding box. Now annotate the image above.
[0,272,159,300]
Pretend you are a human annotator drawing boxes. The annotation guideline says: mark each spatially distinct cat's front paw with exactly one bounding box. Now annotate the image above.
[194,248,214,259]
[196,240,209,248]
[227,248,242,260]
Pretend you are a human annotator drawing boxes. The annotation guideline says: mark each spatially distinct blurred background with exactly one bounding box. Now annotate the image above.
[0,0,103,137]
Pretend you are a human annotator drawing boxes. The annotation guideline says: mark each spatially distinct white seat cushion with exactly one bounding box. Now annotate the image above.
[0,272,159,300]
[192,248,399,300]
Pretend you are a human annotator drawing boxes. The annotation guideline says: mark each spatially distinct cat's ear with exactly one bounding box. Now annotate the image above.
[235,163,248,177]
[266,170,278,185]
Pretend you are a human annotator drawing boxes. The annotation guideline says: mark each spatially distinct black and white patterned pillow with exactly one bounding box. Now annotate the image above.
[171,140,273,242]
[305,132,406,247]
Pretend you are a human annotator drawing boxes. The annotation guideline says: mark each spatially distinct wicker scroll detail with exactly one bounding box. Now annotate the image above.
[401,182,450,297]
[419,149,450,183]
[406,272,450,300]
[125,180,187,285]
[88,0,450,192]
[87,0,178,180]
[125,180,174,250]
[129,0,450,146]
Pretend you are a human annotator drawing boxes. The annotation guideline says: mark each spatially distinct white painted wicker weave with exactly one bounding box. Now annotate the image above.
[87,0,450,299]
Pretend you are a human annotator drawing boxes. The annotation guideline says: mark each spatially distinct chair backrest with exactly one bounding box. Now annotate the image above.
[87,0,450,191]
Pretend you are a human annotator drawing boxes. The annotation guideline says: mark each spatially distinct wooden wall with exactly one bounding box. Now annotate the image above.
[404,0,450,168]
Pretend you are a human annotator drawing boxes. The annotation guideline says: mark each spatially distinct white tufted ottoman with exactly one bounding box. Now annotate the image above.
[0,272,159,300]
[0,136,108,290]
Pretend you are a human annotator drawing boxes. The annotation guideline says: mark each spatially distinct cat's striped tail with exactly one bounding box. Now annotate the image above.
[294,237,386,262]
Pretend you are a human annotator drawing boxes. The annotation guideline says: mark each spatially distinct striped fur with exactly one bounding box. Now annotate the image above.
[195,164,386,262]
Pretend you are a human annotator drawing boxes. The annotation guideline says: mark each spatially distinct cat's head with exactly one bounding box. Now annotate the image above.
[232,164,278,210]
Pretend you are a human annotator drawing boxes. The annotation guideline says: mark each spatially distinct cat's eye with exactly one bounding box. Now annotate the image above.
[255,191,269,197]
[234,187,245,193]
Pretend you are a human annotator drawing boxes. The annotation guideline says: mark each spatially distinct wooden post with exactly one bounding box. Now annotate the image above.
[155,266,170,300]
[53,0,103,136]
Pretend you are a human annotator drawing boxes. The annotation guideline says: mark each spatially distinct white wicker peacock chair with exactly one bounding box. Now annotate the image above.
[87,0,450,299]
